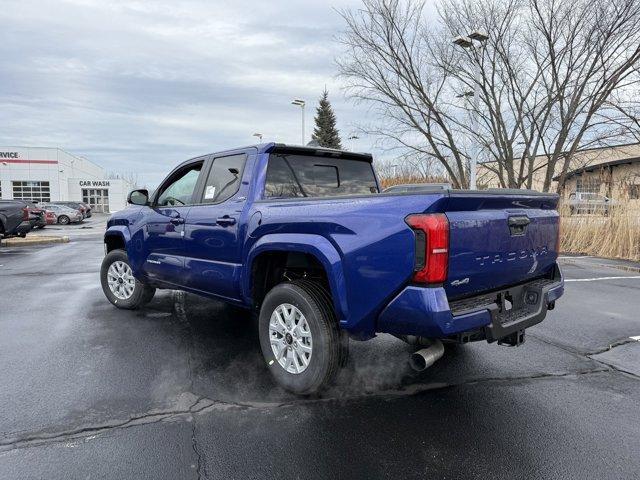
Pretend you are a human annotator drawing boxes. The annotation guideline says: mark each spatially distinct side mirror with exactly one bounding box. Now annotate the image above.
[127,189,149,206]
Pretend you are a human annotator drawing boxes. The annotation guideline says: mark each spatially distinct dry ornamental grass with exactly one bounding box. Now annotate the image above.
[559,205,640,261]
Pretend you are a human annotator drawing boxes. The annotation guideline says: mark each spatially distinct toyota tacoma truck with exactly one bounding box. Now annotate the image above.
[101,143,564,394]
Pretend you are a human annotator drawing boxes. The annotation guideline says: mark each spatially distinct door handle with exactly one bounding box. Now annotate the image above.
[508,216,530,227]
[508,215,530,236]
[216,216,236,226]
[170,217,185,225]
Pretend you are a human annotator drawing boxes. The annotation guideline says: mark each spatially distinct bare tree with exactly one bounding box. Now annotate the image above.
[376,151,444,180]
[337,0,640,191]
[107,171,141,188]
[337,0,470,188]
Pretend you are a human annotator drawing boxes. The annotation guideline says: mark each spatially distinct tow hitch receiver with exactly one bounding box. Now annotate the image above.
[498,329,526,347]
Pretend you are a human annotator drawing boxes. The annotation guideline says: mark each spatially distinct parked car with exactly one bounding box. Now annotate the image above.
[567,192,614,215]
[55,201,91,218]
[44,209,58,225]
[0,200,32,238]
[383,182,452,193]
[80,202,93,218]
[26,204,47,229]
[41,204,84,224]
[101,143,564,394]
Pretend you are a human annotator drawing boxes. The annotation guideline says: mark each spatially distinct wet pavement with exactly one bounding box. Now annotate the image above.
[1,237,639,479]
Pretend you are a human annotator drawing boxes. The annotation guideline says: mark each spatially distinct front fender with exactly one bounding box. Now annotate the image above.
[243,233,348,323]
[104,226,131,248]
[104,226,138,272]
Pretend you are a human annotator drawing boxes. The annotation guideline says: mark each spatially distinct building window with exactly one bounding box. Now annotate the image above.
[82,188,110,213]
[576,177,600,194]
[629,184,640,200]
[12,181,51,202]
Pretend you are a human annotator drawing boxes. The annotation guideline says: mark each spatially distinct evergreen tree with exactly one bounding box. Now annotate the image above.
[311,89,342,149]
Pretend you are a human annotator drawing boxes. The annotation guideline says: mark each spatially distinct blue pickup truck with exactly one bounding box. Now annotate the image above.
[101,143,564,394]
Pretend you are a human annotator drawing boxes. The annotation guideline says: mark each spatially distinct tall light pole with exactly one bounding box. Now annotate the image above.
[291,99,306,145]
[348,134,359,151]
[253,133,263,142]
[453,30,488,190]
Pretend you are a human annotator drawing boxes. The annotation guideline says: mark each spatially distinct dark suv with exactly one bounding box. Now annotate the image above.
[0,200,32,238]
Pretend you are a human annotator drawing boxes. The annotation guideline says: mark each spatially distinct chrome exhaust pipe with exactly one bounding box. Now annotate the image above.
[409,339,445,372]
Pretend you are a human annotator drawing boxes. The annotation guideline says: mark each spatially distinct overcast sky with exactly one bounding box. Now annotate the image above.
[1,0,429,186]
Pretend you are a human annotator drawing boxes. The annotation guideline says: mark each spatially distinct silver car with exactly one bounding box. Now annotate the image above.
[567,192,614,215]
[41,204,84,224]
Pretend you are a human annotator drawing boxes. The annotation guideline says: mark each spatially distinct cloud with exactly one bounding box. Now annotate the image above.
[0,0,379,186]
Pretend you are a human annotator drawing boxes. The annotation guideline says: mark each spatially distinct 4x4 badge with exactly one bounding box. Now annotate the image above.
[451,278,470,286]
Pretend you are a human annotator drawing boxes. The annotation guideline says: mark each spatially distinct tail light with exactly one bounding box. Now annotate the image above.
[22,207,29,221]
[405,213,449,284]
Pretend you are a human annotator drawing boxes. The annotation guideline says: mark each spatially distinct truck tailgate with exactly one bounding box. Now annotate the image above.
[439,191,560,299]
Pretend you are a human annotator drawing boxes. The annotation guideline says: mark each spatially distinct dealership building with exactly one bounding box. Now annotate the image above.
[0,146,134,213]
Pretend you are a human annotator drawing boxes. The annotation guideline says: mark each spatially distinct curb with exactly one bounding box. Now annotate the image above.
[1,236,70,247]
[559,257,640,274]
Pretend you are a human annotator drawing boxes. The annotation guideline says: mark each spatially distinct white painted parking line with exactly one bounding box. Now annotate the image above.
[558,255,592,259]
[565,276,640,282]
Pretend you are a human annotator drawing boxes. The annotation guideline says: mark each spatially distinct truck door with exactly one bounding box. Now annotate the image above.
[140,160,204,286]
[183,152,248,300]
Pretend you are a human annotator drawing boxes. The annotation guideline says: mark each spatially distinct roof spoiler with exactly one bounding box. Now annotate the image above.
[267,144,373,162]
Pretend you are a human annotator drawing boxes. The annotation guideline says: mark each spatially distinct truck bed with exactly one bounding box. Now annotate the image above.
[250,188,560,338]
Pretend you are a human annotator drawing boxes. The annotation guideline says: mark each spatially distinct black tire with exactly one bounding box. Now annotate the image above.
[58,215,70,225]
[100,249,156,310]
[258,280,347,395]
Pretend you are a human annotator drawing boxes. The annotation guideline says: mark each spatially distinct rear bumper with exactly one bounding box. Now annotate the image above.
[377,265,564,341]
[9,221,33,237]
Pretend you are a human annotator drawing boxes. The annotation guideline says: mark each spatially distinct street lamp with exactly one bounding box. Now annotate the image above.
[452,30,489,190]
[291,99,306,145]
[468,30,489,42]
[253,133,263,142]
[348,134,359,151]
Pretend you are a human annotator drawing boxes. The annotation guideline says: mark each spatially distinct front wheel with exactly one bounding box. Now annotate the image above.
[100,249,155,309]
[258,280,347,395]
[58,215,70,225]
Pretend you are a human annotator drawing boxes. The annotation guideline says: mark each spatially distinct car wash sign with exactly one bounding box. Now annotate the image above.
[79,180,111,187]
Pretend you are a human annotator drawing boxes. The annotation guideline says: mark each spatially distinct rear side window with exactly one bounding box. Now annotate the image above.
[201,154,246,204]
[264,154,378,198]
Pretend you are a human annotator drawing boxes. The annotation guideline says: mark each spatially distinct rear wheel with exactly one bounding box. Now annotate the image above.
[58,215,70,225]
[101,249,155,309]
[258,280,347,395]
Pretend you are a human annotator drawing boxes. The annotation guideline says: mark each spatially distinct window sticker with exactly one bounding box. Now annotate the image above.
[204,185,216,200]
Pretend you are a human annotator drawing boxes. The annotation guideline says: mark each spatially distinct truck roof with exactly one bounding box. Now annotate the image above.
[181,143,374,166]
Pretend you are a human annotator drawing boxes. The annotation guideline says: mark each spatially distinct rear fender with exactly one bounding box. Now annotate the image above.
[244,233,347,322]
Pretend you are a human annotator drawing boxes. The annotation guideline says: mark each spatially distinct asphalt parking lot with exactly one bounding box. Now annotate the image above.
[1,235,639,479]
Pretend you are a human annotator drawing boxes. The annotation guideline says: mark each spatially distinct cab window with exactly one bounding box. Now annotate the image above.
[201,154,246,204]
[264,154,378,198]
[156,163,202,207]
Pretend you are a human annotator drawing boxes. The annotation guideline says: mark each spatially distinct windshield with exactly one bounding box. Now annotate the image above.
[264,153,379,198]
